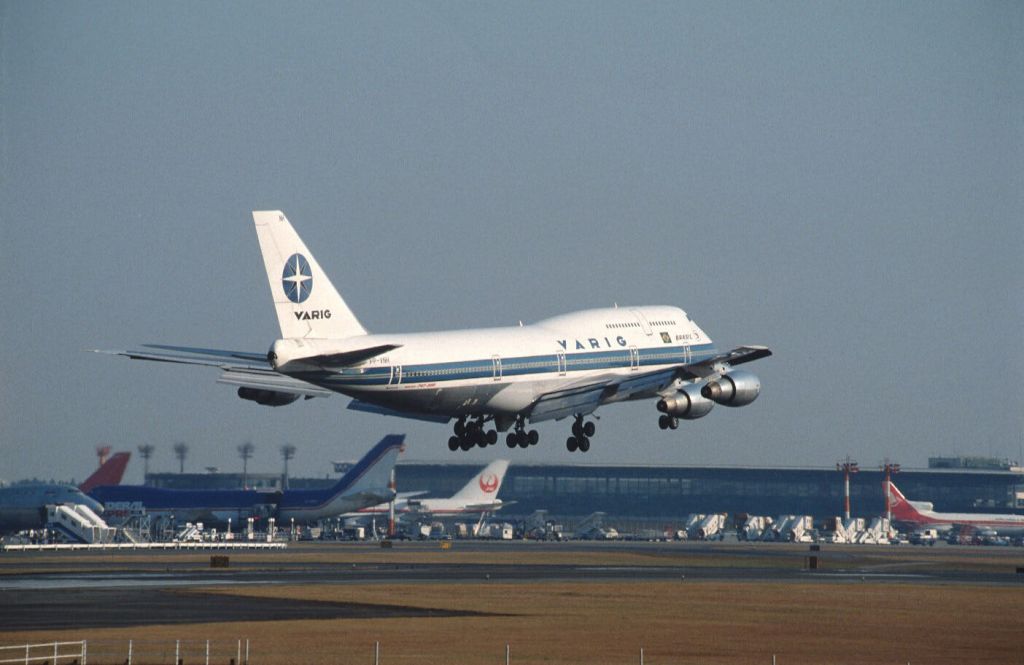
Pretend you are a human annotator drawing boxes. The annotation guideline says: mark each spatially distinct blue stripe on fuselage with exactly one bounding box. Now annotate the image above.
[298,343,717,388]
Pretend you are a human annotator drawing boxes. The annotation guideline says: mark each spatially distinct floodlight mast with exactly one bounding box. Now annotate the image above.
[836,457,859,521]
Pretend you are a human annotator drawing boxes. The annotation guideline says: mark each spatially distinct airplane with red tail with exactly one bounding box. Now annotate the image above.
[78,452,131,493]
[887,480,1024,536]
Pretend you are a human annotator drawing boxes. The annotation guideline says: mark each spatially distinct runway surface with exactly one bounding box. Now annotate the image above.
[2,540,1021,631]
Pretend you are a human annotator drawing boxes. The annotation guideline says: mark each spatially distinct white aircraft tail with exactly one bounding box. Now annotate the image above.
[252,211,368,339]
[450,460,509,502]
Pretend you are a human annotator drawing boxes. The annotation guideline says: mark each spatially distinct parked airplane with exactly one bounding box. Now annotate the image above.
[349,459,510,520]
[0,484,106,535]
[0,454,131,535]
[100,211,771,453]
[90,435,404,527]
[887,481,1024,536]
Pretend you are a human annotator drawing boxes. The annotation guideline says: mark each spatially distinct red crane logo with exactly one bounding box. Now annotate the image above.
[479,474,499,493]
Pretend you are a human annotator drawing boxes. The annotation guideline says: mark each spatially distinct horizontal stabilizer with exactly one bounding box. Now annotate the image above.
[143,344,269,364]
[93,345,270,370]
[217,369,332,397]
[311,344,402,368]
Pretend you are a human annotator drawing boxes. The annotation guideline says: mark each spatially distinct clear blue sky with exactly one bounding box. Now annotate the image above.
[2,2,1021,483]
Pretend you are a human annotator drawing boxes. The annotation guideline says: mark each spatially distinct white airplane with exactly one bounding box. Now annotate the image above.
[102,211,771,453]
[887,481,1024,537]
[349,459,510,520]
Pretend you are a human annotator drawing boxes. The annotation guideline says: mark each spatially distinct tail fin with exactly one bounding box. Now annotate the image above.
[886,481,923,521]
[330,434,405,500]
[450,460,510,502]
[252,211,368,339]
[79,452,131,493]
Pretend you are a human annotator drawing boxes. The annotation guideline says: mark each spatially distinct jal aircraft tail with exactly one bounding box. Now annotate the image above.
[78,452,131,493]
[252,211,368,339]
[450,460,510,503]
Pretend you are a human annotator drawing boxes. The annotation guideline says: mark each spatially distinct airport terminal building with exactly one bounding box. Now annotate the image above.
[148,456,1024,523]
[396,460,1024,523]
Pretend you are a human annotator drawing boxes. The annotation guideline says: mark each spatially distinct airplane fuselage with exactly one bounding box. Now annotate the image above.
[274,306,715,420]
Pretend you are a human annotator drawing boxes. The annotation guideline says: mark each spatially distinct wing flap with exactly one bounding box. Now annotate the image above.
[527,383,609,422]
[346,399,451,423]
[527,367,681,422]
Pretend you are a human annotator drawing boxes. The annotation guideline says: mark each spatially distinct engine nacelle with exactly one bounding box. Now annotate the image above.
[656,384,715,420]
[237,387,300,407]
[700,370,761,407]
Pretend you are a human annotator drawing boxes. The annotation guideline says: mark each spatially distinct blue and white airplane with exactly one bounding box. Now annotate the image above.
[91,435,404,526]
[102,212,771,453]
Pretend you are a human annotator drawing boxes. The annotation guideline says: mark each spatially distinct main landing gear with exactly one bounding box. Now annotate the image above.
[506,417,539,449]
[566,414,596,453]
[657,415,679,430]
[448,416,498,452]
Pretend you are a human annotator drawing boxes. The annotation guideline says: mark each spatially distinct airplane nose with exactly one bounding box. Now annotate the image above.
[84,494,105,514]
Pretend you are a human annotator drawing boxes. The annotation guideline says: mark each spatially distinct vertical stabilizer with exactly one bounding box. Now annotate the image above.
[886,481,923,522]
[330,435,406,501]
[451,460,510,502]
[78,452,131,493]
[252,211,368,339]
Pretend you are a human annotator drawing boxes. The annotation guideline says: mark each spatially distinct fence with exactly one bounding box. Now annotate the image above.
[0,641,85,665]
[0,641,250,665]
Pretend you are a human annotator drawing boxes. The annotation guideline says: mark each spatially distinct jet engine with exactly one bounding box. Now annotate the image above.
[700,370,761,407]
[237,387,300,407]
[656,384,715,420]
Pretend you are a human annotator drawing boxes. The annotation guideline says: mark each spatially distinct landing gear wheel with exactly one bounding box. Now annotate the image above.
[528,430,539,446]
[658,415,670,430]
[506,433,517,448]
[566,436,578,452]
[460,437,474,452]
[487,429,498,446]
[668,417,679,430]
[578,436,591,452]
[572,421,583,437]
[583,421,596,437]
[517,431,529,449]
[448,436,460,451]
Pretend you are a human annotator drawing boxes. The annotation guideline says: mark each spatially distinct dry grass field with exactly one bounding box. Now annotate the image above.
[2,543,1022,665]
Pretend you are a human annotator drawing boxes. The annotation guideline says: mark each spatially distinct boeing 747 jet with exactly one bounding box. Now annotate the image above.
[100,211,771,453]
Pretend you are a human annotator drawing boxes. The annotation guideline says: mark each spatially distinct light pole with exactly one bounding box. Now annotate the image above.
[836,457,859,521]
[280,444,296,490]
[173,442,189,474]
[882,460,901,522]
[238,442,256,489]
[137,444,154,480]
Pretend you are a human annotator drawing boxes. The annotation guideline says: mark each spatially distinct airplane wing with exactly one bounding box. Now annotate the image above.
[527,367,680,422]
[94,345,331,398]
[526,345,771,422]
[680,345,772,379]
